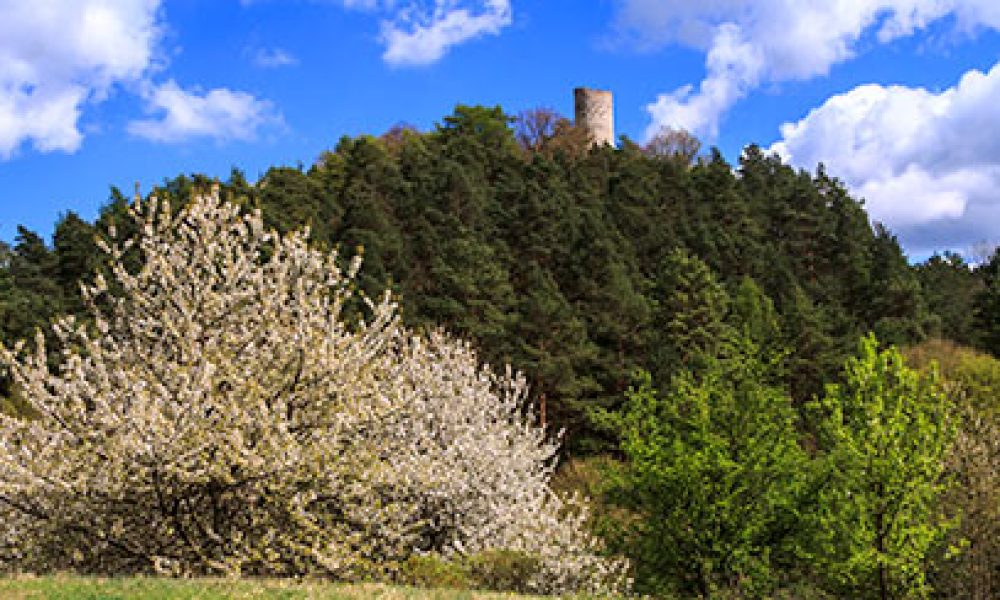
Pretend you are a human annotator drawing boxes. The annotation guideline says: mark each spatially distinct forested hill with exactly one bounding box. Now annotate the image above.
[1,105,996,451]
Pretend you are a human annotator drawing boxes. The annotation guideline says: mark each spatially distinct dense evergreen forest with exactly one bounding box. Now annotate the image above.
[2,105,995,451]
[2,105,999,597]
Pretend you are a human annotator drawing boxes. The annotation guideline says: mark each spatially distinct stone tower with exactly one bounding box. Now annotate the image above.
[574,87,614,146]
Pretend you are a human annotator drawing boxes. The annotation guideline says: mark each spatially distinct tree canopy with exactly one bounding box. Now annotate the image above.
[3,106,978,452]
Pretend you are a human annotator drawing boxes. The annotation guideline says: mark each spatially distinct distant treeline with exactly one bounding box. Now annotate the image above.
[1,105,997,452]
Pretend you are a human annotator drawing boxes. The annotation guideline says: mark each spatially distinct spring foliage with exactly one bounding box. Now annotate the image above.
[0,193,627,595]
[808,336,955,598]
[612,340,810,597]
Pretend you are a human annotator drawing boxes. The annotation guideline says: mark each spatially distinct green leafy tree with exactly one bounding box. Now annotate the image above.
[728,276,785,373]
[613,339,811,598]
[808,335,955,599]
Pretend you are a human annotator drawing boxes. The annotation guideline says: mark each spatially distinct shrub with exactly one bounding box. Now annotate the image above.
[464,550,541,594]
[906,340,1000,599]
[398,555,469,590]
[0,193,627,595]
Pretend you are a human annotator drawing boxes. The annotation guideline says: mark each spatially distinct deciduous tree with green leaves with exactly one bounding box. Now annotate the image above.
[612,338,810,598]
[808,335,955,599]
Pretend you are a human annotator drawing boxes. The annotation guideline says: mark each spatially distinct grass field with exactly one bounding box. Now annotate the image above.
[0,577,573,600]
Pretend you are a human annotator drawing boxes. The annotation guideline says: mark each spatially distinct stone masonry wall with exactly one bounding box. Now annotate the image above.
[574,88,614,146]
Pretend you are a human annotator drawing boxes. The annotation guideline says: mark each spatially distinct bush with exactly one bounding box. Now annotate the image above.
[464,550,541,594]
[906,340,1000,599]
[398,555,469,590]
[398,550,554,594]
[0,193,628,596]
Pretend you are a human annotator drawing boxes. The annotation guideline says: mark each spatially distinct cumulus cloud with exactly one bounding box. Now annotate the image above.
[242,1,513,66]
[318,0,512,65]
[0,0,161,158]
[616,0,1000,139]
[381,0,512,66]
[769,62,1000,255]
[128,81,282,143]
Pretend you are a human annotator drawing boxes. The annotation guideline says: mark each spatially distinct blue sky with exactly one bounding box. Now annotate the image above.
[1,1,999,258]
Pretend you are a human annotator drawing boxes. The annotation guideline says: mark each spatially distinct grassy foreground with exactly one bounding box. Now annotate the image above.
[0,576,587,600]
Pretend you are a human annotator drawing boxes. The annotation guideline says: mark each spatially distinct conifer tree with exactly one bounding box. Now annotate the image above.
[781,284,840,402]
[513,264,597,434]
[973,249,1000,356]
[729,276,785,376]
[2,228,64,348]
[865,225,927,345]
[648,248,730,384]
[917,252,982,341]
[52,212,99,315]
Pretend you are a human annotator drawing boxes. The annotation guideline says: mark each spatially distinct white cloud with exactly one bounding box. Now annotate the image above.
[646,23,763,138]
[251,47,299,68]
[128,81,282,144]
[381,0,512,66]
[242,1,513,66]
[617,0,1000,139]
[769,62,1000,254]
[0,0,161,158]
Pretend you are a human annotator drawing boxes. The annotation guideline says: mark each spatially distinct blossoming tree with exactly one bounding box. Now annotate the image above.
[0,193,627,594]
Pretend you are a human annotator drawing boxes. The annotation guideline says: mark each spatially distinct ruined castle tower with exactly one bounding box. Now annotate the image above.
[574,87,614,147]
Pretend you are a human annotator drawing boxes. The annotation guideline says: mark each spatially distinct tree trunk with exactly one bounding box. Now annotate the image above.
[876,507,888,600]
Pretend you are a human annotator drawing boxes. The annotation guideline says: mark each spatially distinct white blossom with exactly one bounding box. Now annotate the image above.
[0,192,627,594]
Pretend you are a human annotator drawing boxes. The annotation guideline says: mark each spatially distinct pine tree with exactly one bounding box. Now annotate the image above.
[728,276,785,377]
[513,264,597,434]
[3,227,64,345]
[52,211,99,315]
[917,252,982,341]
[780,284,840,402]
[865,224,927,345]
[648,248,731,385]
[973,249,1000,356]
